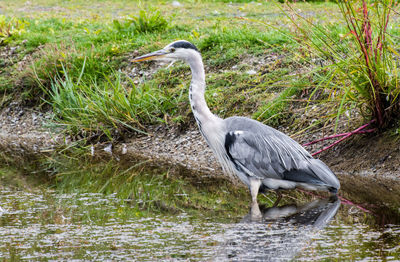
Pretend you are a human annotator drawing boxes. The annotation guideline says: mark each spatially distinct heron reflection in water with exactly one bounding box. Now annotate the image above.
[215,197,341,261]
[133,41,340,210]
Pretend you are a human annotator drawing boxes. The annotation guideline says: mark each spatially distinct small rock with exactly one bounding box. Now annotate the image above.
[32,113,37,123]
[103,144,113,155]
[90,145,95,156]
[121,144,127,155]
[172,1,182,7]
[246,69,257,75]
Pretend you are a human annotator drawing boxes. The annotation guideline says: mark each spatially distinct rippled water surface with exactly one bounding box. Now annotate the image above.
[0,186,399,261]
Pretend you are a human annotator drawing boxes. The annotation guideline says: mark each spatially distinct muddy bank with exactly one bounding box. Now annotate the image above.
[0,103,62,163]
[1,103,400,210]
[0,103,225,181]
[324,134,400,216]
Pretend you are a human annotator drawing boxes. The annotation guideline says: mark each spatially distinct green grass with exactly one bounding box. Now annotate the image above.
[2,0,399,141]
[47,66,186,138]
[113,7,170,34]
[0,15,28,44]
[199,27,290,68]
[0,0,300,137]
[253,79,307,126]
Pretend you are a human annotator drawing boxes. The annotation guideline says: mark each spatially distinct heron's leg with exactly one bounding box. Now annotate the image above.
[250,201,262,221]
[249,178,262,204]
[272,190,282,207]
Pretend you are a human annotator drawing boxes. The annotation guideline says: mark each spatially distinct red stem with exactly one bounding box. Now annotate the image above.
[303,129,375,146]
[308,120,375,157]
[298,189,372,214]
[337,195,372,214]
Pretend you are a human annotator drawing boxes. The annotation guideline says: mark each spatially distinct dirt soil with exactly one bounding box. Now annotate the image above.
[323,134,400,209]
[1,101,400,211]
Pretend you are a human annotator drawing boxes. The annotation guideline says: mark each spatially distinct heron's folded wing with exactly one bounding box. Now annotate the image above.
[225,130,315,181]
[225,131,288,179]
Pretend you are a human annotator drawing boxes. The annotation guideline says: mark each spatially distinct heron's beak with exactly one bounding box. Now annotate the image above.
[132,49,169,62]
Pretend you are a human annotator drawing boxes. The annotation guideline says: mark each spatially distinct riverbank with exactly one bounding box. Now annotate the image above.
[1,102,400,222]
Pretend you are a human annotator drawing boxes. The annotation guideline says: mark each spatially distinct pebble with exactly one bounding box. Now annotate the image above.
[103,144,113,155]
[246,69,257,75]
[121,143,128,155]
[172,1,182,7]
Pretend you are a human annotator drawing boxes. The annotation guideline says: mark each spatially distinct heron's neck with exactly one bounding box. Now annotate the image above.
[186,52,228,171]
[187,53,219,126]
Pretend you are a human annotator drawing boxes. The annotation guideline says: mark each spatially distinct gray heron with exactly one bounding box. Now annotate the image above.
[133,40,340,205]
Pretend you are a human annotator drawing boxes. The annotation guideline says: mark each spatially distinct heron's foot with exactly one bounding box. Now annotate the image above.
[272,191,282,207]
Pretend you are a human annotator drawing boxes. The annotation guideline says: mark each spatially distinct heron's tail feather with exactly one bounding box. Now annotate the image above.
[308,159,340,191]
[281,159,340,193]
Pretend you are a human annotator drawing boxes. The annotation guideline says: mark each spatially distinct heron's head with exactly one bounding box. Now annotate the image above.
[132,40,200,63]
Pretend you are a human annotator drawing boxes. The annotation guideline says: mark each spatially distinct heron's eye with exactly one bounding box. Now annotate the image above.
[170,48,176,53]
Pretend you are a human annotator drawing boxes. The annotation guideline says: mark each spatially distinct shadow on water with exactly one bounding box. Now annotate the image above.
[215,197,340,261]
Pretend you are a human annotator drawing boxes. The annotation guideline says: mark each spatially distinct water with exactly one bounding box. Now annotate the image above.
[0,185,399,261]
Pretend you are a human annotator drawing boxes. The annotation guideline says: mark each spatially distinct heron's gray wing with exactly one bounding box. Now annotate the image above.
[224,129,339,189]
[224,130,304,180]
